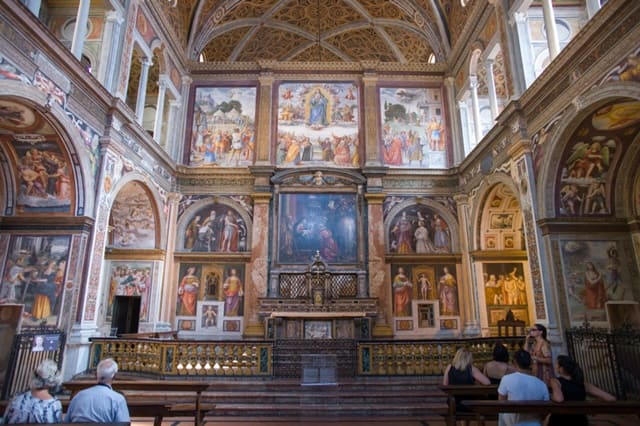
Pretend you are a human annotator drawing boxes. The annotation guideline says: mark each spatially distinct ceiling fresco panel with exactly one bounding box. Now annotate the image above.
[235,28,309,62]
[201,26,253,61]
[357,0,406,19]
[327,27,397,63]
[216,0,278,25]
[384,26,434,63]
[272,0,362,34]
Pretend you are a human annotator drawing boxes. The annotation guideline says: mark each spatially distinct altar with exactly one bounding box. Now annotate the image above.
[258,254,378,340]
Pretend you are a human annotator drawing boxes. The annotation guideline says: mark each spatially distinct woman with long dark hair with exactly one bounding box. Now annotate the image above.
[548,355,615,425]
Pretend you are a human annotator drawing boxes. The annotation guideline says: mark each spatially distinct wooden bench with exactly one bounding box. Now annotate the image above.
[462,399,640,426]
[439,384,499,426]
[63,379,214,426]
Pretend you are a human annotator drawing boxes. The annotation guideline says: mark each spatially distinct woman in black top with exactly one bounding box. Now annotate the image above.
[482,343,515,385]
[443,347,491,412]
[548,355,615,426]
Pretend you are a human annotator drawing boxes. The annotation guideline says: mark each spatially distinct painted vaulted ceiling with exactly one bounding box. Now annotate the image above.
[153,0,476,63]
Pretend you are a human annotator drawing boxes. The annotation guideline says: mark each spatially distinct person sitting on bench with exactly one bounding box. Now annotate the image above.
[498,350,549,426]
[65,358,130,423]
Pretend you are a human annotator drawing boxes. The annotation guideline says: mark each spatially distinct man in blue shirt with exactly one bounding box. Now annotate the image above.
[65,358,130,423]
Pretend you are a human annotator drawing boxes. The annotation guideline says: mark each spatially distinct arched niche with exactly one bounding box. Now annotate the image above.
[555,99,640,218]
[176,196,253,253]
[536,82,640,220]
[478,184,524,251]
[385,198,459,254]
[107,180,159,249]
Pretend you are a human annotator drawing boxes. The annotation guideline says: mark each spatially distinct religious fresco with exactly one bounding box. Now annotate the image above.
[387,205,451,254]
[558,100,640,216]
[175,263,245,327]
[379,87,447,169]
[0,235,70,327]
[182,205,248,253]
[109,182,156,249]
[105,261,153,322]
[276,82,359,167]
[559,240,634,324]
[2,133,73,214]
[481,263,529,326]
[277,193,357,264]
[391,264,458,319]
[188,86,257,166]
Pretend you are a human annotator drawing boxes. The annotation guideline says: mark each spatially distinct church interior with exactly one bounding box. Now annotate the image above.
[0,0,639,418]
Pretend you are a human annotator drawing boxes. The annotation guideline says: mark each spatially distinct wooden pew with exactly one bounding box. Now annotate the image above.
[462,399,640,426]
[438,384,499,426]
[63,380,214,426]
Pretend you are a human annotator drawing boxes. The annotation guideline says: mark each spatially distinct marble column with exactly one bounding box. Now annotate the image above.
[508,140,560,345]
[512,11,536,88]
[135,57,152,125]
[97,10,124,94]
[255,73,274,165]
[458,100,472,155]
[362,73,381,167]
[158,192,181,329]
[455,194,481,336]
[174,76,192,162]
[244,192,272,337]
[541,0,560,60]
[485,59,499,121]
[165,100,180,151]
[153,76,168,144]
[71,0,91,60]
[469,76,483,145]
[364,192,393,337]
[445,77,464,166]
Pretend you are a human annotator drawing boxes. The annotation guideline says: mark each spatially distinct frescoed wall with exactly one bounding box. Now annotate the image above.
[0,235,70,327]
[559,240,634,324]
[188,86,257,166]
[109,181,156,249]
[480,263,529,326]
[181,204,249,253]
[379,87,447,168]
[175,263,245,334]
[387,205,452,254]
[276,82,359,167]
[105,261,153,322]
[558,100,640,216]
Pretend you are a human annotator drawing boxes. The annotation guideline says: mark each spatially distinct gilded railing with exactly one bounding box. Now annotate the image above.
[89,338,273,377]
[88,336,523,377]
[357,337,523,375]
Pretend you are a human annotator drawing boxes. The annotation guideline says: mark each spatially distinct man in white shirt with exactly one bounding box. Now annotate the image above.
[498,349,550,426]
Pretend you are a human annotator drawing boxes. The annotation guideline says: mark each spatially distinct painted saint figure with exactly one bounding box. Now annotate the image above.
[223,268,243,316]
[583,261,606,309]
[438,267,459,315]
[178,266,199,316]
[308,88,328,127]
[393,267,413,316]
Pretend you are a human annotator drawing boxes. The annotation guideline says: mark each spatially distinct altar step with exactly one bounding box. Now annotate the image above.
[199,377,447,420]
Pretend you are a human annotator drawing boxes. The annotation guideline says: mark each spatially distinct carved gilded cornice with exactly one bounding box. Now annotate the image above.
[0,215,95,232]
[104,248,166,260]
[537,218,630,235]
[469,250,528,262]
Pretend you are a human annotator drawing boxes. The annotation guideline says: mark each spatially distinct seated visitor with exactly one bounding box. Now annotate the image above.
[483,343,515,385]
[547,354,615,426]
[3,359,62,424]
[498,350,549,426]
[65,358,130,423]
[443,347,491,413]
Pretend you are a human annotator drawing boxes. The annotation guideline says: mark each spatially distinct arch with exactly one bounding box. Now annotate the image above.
[468,173,522,252]
[177,196,253,253]
[0,80,96,216]
[108,180,160,249]
[106,173,166,249]
[385,197,460,253]
[536,82,640,219]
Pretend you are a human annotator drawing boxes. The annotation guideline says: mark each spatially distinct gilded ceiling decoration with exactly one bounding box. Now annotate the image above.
[152,0,452,64]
